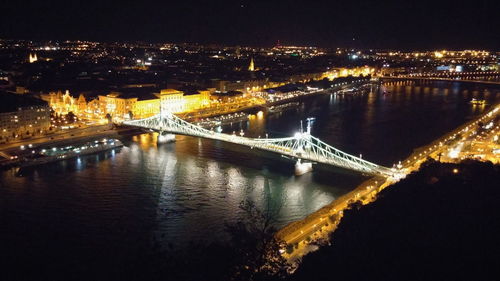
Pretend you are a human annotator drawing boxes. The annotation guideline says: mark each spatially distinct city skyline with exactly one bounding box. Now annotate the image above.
[1,2,500,280]
[1,0,499,50]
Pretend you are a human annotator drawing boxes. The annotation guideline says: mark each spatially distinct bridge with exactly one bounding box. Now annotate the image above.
[123,113,397,177]
[382,71,500,86]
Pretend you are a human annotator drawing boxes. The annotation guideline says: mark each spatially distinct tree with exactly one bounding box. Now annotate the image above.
[226,200,291,281]
[135,200,290,281]
[105,113,112,123]
[66,111,76,123]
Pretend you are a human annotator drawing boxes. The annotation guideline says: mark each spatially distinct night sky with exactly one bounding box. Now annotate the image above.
[1,0,499,49]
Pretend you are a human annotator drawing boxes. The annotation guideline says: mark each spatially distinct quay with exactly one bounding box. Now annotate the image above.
[278,100,500,262]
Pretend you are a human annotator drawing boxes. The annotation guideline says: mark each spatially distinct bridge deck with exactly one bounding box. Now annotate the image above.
[124,113,396,177]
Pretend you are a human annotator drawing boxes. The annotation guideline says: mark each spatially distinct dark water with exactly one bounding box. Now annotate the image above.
[1,81,499,251]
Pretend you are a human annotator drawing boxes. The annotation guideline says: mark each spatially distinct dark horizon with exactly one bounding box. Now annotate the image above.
[1,0,500,50]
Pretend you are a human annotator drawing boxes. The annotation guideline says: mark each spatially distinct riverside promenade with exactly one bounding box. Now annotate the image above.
[278,101,500,262]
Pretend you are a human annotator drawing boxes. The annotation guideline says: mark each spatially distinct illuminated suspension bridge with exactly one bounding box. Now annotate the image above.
[124,113,397,177]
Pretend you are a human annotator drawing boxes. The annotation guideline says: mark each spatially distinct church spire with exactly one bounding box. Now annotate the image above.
[248,57,255,72]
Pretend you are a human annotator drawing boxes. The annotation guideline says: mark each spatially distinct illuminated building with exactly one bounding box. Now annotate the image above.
[98,92,137,119]
[0,92,50,143]
[92,88,214,119]
[86,99,100,117]
[41,87,223,121]
[325,67,375,80]
[159,88,213,114]
[159,89,184,114]
[77,94,86,112]
[41,90,81,115]
[183,89,212,112]
[28,53,38,63]
[132,94,160,119]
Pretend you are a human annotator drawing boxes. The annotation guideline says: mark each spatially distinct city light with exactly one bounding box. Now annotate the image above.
[1,23,499,280]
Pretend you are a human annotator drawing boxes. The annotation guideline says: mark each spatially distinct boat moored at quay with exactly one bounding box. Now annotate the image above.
[18,139,123,168]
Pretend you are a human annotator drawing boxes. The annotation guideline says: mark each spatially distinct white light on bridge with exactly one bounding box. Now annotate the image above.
[448,149,460,159]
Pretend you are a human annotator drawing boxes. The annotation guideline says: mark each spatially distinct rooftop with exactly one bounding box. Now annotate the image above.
[0,91,48,113]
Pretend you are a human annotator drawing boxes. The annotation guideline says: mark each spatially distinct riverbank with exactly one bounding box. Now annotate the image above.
[0,80,372,162]
[181,80,374,122]
[289,160,500,281]
[278,100,500,262]
[0,125,142,167]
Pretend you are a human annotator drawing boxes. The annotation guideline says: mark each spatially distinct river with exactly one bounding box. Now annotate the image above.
[1,80,499,252]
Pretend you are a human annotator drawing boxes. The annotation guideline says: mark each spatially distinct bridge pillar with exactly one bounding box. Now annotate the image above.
[157,131,176,144]
[295,159,313,176]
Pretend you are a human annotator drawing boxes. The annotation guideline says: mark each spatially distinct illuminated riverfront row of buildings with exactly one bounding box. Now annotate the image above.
[41,66,375,121]
[212,66,374,93]
[41,88,213,121]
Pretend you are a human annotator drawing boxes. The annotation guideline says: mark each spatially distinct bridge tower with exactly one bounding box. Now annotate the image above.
[157,97,177,144]
[294,118,315,175]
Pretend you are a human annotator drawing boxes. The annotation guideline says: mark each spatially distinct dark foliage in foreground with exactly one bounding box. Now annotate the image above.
[1,200,289,281]
[142,201,290,281]
[291,160,500,281]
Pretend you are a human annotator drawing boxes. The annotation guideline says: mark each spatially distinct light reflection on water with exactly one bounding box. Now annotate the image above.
[1,81,499,248]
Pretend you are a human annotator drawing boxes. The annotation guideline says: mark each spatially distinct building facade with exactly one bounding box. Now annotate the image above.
[133,94,161,119]
[98,93,137,119]
[41,90,81,115]
[0,92,51,143]
[41,88,215,121]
